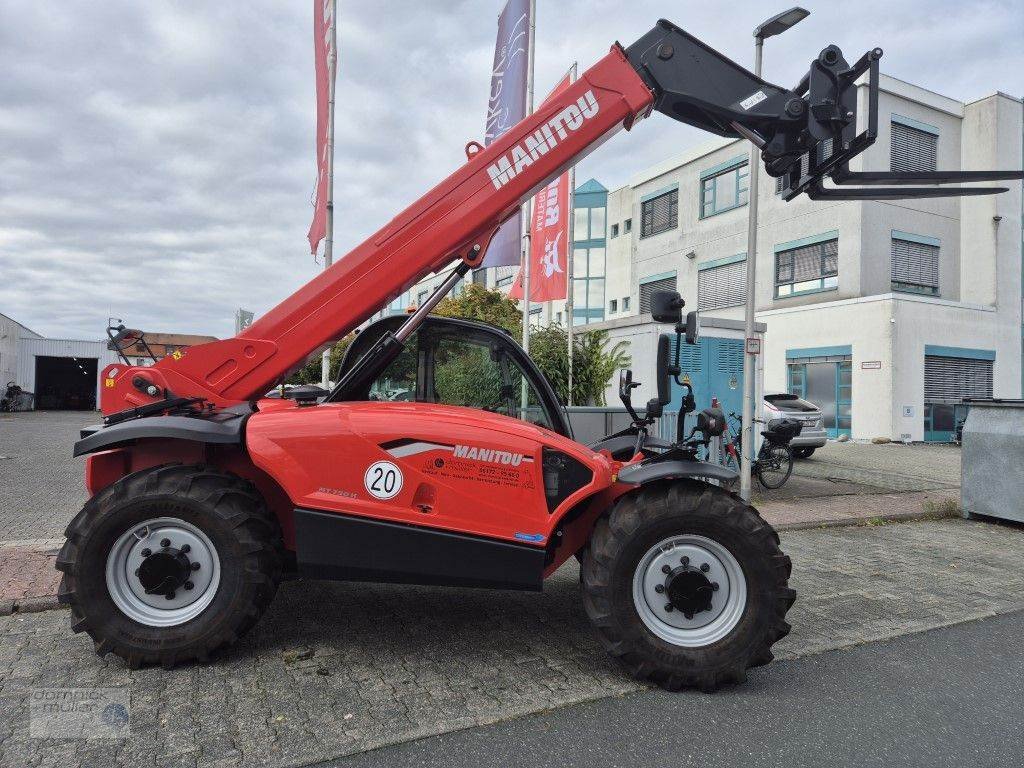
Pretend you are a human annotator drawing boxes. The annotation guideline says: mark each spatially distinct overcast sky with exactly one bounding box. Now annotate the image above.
[1,0,1021,340]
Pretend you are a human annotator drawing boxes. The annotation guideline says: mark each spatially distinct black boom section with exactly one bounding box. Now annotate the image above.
[294,509,546,591]
[626,20,1023,201]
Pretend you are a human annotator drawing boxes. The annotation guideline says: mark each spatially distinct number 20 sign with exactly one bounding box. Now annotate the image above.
[364,461,404,500]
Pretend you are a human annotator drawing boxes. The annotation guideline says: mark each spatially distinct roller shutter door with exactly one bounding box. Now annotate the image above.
[639,276,677,315]
[698,261,746,311]
[924,356,993,404]
[891,122,937,173]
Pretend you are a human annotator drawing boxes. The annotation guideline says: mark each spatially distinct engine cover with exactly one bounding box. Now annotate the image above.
[245,401,613,547]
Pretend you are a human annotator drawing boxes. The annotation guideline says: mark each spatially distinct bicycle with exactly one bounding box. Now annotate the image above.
[722,411,801,490]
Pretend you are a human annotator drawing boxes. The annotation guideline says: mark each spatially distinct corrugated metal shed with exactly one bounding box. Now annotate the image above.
[17,338,119,409]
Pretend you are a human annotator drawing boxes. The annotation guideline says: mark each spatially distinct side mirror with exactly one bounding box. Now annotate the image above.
[684,310,700,345]
[618,368,634,403]
[655,334,671,408]
[650,291,684,324]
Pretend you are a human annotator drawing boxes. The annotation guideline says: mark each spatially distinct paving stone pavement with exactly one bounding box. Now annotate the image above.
[1,518,1022,768]
[0,411,93,541]
[790,441,961,493]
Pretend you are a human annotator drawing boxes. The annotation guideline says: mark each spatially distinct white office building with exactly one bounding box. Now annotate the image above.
[391,76,1022,442]
[588,77,1022,442]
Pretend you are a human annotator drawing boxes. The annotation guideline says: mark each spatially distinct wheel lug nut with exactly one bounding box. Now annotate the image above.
[141,548,152,557]
[661,565,672,574]
[191,562,201,571]
[180,544,190,554]
[700,563,710,573]
[664,604,674,612]
[681,556,689,566]
[160,538,171,548]
[712,582,720,591]
[165,591,175,600]
[184,581,194,591]
[654,584,665,594]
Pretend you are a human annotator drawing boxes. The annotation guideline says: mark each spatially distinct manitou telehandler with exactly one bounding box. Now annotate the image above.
[58,20,1022,690]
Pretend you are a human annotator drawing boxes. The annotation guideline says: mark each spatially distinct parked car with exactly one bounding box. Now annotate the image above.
[763,393,827,458]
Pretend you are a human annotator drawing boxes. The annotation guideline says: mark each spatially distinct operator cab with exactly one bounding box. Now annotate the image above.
[334,315,571,437]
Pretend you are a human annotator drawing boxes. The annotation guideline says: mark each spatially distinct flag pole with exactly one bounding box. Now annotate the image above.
[520,0,536,356]
[320,0,338,388]
[565,61,577,406]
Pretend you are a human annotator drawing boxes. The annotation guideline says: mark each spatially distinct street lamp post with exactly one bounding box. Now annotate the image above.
[739,7,809,503]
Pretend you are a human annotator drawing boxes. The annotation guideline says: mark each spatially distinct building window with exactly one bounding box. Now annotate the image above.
[639,274,677,315]
[924,351,993,441]
[623,218,632,233]
[472,268,487,285]
[609,223,619,238]
[775,237,838,297]
[574,205,607,242]
[891,233,939,295]
[609,299,618,313]
[572,247,605,325]
[555,312,562,325]
[529,307,543,328]
[622,296,630,311]
[700,160,749,218]
[416,290,428,307]
[495,274,513,288]
[891,118,938,173]
[697,258,746,311]
[640,189,678,238]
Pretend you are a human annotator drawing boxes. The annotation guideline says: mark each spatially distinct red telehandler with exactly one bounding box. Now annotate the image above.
[58,21,1021,690]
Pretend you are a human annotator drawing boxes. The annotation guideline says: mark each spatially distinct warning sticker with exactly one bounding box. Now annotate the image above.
[419,451,535,491]
[740,90,768,110]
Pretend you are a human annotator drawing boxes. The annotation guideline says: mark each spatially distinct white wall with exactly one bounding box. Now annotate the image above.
[759,296,897,441]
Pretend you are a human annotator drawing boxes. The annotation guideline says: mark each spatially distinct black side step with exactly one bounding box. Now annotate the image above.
[294,508,546,591]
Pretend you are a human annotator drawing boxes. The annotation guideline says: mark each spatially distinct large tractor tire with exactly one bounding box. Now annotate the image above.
[56,464,282,668]
[581,480,795,691]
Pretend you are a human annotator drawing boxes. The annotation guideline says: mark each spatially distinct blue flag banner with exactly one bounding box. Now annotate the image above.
[482,0,531,267]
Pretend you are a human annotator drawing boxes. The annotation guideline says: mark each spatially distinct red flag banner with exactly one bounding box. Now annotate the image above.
[509,73,572,302]
[307,0,336,254]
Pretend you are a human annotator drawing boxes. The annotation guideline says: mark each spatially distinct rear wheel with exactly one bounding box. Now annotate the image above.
[756,444,793,489]
[581,481,795,691]
[56,464,282,668]
[792,447,815,459]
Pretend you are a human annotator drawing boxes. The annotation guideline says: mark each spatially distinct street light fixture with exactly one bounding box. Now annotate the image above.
[754,7,810,40]
[739,7,810,503]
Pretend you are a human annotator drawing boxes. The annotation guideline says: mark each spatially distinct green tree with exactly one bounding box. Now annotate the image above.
[529,324,630,406]
[286,333,356,386]
[433,283,522,337]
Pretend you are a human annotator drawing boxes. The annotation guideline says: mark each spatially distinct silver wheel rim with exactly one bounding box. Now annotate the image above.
[632,534,747,648]
[105,517,221,627]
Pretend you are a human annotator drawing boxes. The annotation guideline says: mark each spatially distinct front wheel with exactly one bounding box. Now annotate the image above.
[581,481,795,691]
[56,464,282,668]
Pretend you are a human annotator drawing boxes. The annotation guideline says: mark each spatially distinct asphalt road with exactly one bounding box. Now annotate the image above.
[323,610,1024,768]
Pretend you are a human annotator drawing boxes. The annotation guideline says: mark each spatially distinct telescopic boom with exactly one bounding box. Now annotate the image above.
[99,20,1023,416]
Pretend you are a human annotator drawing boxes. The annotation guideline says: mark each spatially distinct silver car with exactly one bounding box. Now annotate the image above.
[763,393,828,458]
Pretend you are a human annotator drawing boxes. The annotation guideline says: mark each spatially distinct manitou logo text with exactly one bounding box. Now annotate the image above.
[453,444,529,466]
[487,90,600,190]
